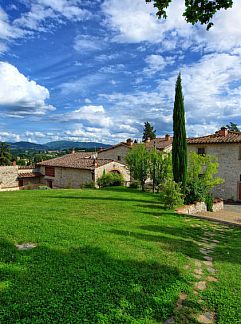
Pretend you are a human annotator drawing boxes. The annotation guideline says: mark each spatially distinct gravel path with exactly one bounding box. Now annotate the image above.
[194,204,241,226]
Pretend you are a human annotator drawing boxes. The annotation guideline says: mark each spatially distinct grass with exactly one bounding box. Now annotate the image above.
[0,187,240,323]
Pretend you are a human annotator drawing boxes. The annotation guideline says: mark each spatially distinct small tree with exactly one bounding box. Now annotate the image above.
[225,122,240,132]
[149,149,172,192]
[142,122,156,142]
[185,152,224,205]
[0,142,12,166]
[126,144,150,191]
[172,73,187,191]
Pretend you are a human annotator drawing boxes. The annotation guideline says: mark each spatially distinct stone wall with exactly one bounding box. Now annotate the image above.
[0,166,19,189]
[94,161,131,185]
[98,145,131,164]
[188,143,241,201]
[40,166,93,188]
[176,199,223,215]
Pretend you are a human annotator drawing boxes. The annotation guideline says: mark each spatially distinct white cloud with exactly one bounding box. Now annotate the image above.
[0,62,55,117]
[74,35,102,52]
[57,105,113,128]
[144,54,175,74]
[14,0,91,32]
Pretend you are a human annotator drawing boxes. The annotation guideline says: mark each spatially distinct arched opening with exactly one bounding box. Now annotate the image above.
[110,170,121,175]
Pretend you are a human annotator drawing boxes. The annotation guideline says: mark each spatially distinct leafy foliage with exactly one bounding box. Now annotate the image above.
[149,149,172,192]
[159,180,184,209]
[142,121,156,142]
[187,151,224,190]
[172,73,187,191]
[184,178,208,204]
[97,171,124,188]
[146,0,233,30]
[126,144,150,191]
[0,142,12,166]
[225,122,240,132]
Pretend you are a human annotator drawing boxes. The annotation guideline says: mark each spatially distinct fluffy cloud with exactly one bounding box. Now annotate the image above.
[0,62,55,117]
[56,105,113,128]
[14,0,91,31]
[144,54,175,74]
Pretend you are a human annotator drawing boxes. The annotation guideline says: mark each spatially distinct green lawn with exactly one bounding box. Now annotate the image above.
[0,188,240,323]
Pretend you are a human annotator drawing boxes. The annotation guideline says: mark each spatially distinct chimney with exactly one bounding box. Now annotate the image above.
[218,127,228,137]
[126,138,133,146]
[12,160,17,166]
[93,158,98,167]
[145,137,151,143]
[165,134,171,141]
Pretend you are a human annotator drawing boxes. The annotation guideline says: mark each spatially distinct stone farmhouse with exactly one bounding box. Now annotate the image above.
[98,135,173,163]
[188,127,241,201]
[0,152,130,190]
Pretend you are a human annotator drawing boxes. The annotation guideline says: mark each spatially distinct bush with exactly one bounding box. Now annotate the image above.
[205,194,214,211]
[184,179,207,204]
[159,180,184,209]
[83,182,95,189]
[129,181,139,189]
[97,172,124,188]
[37,186,51,190]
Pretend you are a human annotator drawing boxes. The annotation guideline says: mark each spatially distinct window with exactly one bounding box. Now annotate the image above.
[117,155,121,161]
[197,147,206,155]
[239,146,241,160]
[45,166,55,177]
[240,175,241,182]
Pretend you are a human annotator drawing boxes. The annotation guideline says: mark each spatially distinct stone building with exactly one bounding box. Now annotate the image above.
[188,127,241,201]
[37,152,130,188]
[98,135,173,163]
[0,166,42,191]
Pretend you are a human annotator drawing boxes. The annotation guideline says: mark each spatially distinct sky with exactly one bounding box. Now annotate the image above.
[0,0,241,144]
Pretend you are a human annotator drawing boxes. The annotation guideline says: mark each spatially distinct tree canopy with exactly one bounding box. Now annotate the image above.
[146,0,233,30]
[0,142,12,166]
[225,122,240,132]
[142,122,156,142]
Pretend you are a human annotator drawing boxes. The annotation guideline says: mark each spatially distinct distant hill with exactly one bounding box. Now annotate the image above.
[7,141,111,151]
[45,141,111,150]
[8,141,45,150]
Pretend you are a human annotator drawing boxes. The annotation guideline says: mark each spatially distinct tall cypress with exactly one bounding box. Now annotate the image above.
[172,73,187,190]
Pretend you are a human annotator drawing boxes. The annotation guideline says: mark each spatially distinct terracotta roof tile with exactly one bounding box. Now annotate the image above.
[18,172,42,178]
[38,153,113,170]
[188,130,241,144]
[144,137,173,150]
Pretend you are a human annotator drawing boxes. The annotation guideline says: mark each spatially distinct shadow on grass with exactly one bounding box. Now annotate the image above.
[46,195,160,205]
[0,239,188,323]
[109,228,201,260]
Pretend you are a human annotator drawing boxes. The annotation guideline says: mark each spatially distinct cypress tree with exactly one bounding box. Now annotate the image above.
[172,73,187,190]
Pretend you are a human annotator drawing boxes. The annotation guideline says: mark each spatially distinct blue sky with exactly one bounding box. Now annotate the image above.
[0,0,241,144]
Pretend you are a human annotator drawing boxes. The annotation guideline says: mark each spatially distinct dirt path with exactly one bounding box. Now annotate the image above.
[194,204,241,226]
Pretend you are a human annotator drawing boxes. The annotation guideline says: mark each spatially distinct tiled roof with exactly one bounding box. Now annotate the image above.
[18,172,42,178]
[144,137,173,150]
[188,130,241,144]
[38,153,113,170]
[99,142,132,152]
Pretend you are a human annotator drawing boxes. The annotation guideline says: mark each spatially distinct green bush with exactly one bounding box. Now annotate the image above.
[37,186,51,190]
[205,194,214,211]
[97,172,124,188]
[159,180,184,209]
[184,179,207,204]
[129,181,139,189]
[83,182,95,189]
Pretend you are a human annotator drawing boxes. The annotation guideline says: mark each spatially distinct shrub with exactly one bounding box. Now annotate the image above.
[97,172,124,188]
[184,179,208,204]
[159,180,184,209]
[205,194,214,212]
[83,182,95,189]
[37,186,51,190]
[129,181,139,189]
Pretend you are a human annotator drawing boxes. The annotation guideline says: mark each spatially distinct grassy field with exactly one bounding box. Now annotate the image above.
[0,188,240,323]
